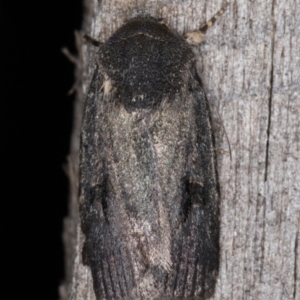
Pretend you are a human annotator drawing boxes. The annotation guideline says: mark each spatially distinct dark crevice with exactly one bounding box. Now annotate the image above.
[264,0,276,182]
[293,231,298,299]
[181,180,193,221]
[261,0,276,282]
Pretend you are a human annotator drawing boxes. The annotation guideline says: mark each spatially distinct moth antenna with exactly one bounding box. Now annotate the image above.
[185,2,229,45]
[199,2,229,34]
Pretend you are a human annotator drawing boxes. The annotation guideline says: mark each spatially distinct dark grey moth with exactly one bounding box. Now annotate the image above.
[80,5,228,300]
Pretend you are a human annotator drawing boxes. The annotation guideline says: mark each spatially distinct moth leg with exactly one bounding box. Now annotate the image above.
[184,2,229,44]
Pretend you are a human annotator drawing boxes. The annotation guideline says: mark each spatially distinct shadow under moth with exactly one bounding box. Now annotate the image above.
[80,4,228,300]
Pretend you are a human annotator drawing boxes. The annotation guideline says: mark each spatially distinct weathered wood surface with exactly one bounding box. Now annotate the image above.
[60,0,300,299]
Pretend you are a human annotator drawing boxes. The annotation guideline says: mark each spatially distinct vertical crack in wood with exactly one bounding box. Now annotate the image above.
[293,230,299,299]
[260,0,277,283]
[264,0,276,182]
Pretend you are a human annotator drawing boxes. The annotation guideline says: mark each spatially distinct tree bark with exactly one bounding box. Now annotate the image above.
[60,0,300,299]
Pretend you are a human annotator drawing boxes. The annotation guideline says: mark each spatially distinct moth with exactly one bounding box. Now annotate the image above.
[80,4,228,300]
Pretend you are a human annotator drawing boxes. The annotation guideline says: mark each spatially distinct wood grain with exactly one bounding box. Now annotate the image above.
[60,1,300,299]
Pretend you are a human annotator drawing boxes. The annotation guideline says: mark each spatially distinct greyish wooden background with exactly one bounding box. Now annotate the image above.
[60,1,300,299]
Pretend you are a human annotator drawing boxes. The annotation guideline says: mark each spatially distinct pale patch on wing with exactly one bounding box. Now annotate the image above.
[129,207,172,272]
[102,74,114,97]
